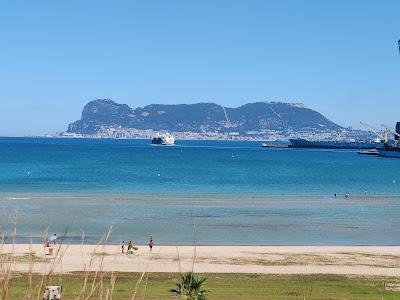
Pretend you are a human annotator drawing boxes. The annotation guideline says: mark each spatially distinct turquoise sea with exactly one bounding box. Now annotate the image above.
[0,137,400,245]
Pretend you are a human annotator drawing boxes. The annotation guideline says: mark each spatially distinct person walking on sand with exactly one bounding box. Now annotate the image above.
[127,241,132,254]
[121,241,125,254]
[148,236,154,253]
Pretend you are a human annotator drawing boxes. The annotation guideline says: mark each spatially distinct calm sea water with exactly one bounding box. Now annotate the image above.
[0,137,399,245]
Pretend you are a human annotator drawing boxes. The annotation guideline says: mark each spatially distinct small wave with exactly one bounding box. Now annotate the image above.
[5,197,31,200]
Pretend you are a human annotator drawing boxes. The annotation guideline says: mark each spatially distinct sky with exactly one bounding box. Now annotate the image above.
[0,0,399,136]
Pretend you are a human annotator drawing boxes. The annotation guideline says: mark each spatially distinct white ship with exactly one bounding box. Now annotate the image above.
[151,132,175,146]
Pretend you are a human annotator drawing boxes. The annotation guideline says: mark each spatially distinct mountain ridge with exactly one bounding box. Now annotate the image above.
[67,99,342,134]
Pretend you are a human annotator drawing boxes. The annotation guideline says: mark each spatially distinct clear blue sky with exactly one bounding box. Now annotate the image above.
[0,0,399,135]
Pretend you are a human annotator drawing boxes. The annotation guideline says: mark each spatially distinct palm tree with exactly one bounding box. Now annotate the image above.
[170,272,208,300]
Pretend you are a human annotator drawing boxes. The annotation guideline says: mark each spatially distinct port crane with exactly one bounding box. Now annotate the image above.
[381,124,400,145]
[360,122,388,143]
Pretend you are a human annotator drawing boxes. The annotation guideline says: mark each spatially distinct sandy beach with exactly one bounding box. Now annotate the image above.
[2,244,400,277]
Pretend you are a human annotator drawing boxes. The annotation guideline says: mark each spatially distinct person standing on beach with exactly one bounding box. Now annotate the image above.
[47,234,57,246]
[121,241,125,254]
[148,236,154,253]
[128,240,132,254]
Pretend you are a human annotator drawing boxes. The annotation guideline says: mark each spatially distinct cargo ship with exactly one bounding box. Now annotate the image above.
[378,122,400,158]
[379,144,400,158]
[288,138,379,150]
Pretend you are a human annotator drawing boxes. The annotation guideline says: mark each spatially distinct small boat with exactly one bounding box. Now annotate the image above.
[357,149,379,156]
[261,143,288,148]
[151,132,175,146]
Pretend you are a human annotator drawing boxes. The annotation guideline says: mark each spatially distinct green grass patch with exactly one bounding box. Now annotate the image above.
[6,273,400,299]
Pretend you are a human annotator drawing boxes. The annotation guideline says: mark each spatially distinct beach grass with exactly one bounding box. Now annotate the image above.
[7,272,400,299]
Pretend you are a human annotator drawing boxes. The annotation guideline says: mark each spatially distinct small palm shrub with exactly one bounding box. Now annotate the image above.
[170,272,208,300]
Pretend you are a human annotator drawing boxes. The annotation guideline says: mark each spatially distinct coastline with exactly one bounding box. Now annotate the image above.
[3,244,400,276]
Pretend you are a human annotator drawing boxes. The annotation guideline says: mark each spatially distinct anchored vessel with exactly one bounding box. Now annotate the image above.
[377,43,400,158]
[288,139,379,150]
[360,121,400,158]
[379,144,400,158]
[378,122,400,158]
[151,133,175,146]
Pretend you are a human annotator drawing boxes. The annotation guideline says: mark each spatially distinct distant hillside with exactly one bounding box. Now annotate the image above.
[67,99,342,134]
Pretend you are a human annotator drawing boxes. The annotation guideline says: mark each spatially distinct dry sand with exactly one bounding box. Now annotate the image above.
[2,244,400,276]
